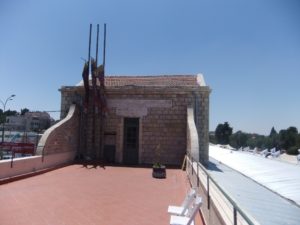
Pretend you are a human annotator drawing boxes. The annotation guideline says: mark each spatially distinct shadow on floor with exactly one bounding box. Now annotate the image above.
[74,160,182,170]
[205,160,223,173]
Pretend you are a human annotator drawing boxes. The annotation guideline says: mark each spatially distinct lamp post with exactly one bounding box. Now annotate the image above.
[1,94,16,143]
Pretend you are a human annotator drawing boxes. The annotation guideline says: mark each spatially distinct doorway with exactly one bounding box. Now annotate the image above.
[123,118,139,165]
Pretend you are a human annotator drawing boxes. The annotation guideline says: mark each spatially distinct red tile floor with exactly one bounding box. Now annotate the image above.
[0,165,203,225]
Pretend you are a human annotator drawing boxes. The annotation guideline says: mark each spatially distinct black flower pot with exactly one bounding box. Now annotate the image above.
[152,165,166,178]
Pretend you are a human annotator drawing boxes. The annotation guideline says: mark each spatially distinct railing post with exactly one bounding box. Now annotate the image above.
[233,207,237,225]
[42,146,45,162]
[197,163,199,187]
[207,176,210,209]
[10,149,14,168]
[186,155,189,176]
[191,157,194,175]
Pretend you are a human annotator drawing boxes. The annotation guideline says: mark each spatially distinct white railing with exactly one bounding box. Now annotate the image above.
[186,154,259,225]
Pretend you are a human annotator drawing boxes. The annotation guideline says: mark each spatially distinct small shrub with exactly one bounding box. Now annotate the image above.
[287,146,299,155]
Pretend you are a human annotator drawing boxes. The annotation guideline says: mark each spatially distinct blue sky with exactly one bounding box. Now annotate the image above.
[0,0,299,135]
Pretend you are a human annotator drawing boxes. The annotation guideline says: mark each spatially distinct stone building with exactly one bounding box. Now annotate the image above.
[59,74,210,165]
[6,112,53,132]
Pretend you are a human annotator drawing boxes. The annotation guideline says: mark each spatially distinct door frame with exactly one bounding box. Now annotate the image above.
[122,117,140,164]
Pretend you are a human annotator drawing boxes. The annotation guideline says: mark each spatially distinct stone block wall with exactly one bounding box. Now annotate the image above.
[194,91,210,164]
[60,85,210,165]
[140,95,189,164]
[36,104,79,155]
[60,87,82,119]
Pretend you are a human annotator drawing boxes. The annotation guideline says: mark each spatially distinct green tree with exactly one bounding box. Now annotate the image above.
[266,127,279,149]
[21,108,30,115]
[230,131,247,148]
[255,135,265,148]
[0,109,18,124]
[0,109,4,124]
[209,132,217,144]
[269,127,277,137]
[4,110,18,116]
[215,122,233,145]
[297,134,300,148]
[246,135,257,149]
[279,127,298,151]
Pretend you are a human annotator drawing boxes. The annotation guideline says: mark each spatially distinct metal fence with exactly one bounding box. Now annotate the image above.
[0,133,44,168]
[186,154,258,225]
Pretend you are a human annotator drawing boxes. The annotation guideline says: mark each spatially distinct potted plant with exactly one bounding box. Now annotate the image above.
[152,144,166,178]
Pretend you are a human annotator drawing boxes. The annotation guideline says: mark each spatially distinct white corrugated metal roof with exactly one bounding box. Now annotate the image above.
[209,145,300,206]
[207,157,300,225]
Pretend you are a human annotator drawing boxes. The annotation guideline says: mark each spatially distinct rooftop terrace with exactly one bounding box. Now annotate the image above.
[0,165,203,225]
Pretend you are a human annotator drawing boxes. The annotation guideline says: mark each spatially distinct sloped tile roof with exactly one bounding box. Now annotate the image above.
[76,74,206,87]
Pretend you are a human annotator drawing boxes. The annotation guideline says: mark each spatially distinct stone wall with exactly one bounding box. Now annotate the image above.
[60,87,82,119]
[60,86,210,165]
[0,152,76,180]
[194,91,210,164]
[106,88,194,165]
[187,107,199,161]
[36,104,79,155]
[0,104,81,180]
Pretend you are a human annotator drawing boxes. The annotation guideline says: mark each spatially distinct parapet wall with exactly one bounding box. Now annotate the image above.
[36,104,79,155]
[0,105,79,181]
[0,152,76,180]
[187,107,199,161]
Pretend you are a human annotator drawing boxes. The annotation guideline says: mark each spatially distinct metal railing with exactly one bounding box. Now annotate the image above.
[186,154,258,225]
[0,144,45,168]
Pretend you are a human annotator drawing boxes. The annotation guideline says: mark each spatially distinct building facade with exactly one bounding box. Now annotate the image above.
[6,112,53,132]
[60,74,210,165]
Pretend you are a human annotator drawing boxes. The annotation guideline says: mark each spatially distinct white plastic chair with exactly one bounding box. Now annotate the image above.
[168,188,196,216]
[170,196,202,225]
[271,150,280,158]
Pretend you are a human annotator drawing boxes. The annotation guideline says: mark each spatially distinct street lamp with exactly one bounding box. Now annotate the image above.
[1,94,16,143]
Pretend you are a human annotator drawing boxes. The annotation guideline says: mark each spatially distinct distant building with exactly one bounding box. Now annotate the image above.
[5,116,25,131]
[6,112,54,132]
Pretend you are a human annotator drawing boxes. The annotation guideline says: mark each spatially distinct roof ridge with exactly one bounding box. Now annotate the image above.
[75,74,206,87]
[105,74,197,78]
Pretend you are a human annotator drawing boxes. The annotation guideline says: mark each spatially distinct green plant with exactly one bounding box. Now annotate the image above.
[153,162,162,168]
[154,144,162,167]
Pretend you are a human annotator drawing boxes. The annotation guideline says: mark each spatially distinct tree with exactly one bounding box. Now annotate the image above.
[230,131,247,148]
[0,109,18,124]
[21,108,30,115]
[4,110,18,116]
[246,136,256,149]
[279,127,298,151]
[215,122,233,145]
[0,109,4,124]
[255,135,265,148]
[269,127,277,137]
[266,127,279,149]
[216,126,299,154]
[297,134,300,148]
[209,132,217,144]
